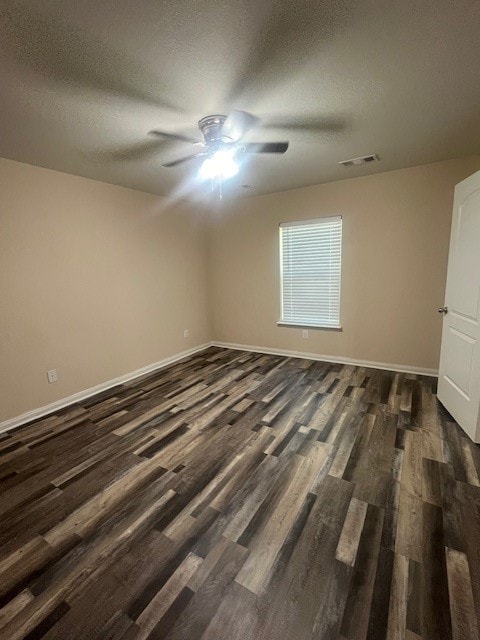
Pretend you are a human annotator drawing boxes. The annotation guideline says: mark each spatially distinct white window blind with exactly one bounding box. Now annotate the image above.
[280,216,342,328]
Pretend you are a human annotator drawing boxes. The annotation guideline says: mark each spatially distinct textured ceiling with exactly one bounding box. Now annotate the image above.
[1,0,480,198]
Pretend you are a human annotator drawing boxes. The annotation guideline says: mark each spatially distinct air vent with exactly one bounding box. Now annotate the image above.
[339,153,379,167]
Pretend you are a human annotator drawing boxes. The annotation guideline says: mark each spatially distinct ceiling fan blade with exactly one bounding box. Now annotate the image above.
[149,130,199,144]
[221,111,259,142]
[98,140,168,162]
[162,153,205,168]
[243,142,289,154]
[3,3,183,113]
[226,4,348,106]
[261,116,346,134]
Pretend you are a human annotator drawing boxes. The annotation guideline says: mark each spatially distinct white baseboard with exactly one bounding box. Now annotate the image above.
[0,342,214,434]
[0,339,438,435]
[212,341,439,377]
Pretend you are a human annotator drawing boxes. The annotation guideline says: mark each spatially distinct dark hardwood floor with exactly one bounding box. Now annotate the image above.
[0,346,480,639]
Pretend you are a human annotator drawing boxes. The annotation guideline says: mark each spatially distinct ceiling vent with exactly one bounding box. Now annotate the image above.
[339,153,379,167]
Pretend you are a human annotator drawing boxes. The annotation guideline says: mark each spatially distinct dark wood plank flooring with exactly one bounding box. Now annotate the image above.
[1,346,480,639]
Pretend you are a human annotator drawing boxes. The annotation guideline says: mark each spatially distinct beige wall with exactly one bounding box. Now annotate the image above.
[208,156,480,371]
[0,158,212,423]
[3,155,480,423]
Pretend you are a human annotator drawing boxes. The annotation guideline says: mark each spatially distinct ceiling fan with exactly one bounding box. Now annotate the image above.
[149,110,289,180]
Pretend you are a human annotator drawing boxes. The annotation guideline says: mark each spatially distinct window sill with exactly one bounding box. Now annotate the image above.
[277,321,343,331]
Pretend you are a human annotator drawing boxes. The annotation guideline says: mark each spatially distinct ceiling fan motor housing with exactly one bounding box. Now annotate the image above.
[159,111,288,167]
[198,115,228,146]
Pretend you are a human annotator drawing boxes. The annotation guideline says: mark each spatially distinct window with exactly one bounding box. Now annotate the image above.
[279,216,342,329]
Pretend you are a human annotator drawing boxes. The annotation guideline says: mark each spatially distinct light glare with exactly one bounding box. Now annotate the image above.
[199,149,239,180]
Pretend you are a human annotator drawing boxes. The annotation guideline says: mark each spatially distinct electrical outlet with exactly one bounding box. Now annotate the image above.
[183,329,189,338]
[302,330,309,339]
[47,369,58,384]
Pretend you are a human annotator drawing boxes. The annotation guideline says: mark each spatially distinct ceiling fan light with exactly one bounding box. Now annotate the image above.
[198,149,239,181]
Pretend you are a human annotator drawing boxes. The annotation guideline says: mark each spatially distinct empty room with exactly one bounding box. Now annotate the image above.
[1,1,480,638]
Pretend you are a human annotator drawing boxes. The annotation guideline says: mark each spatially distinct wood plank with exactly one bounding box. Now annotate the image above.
[335,497,368,567]
[446,548,480,640]
[386,553,409,640]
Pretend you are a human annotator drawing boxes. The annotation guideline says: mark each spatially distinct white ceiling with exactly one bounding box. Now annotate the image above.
[1,0,480,197]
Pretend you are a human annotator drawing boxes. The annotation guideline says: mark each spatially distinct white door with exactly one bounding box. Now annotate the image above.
[438,170,480,443]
